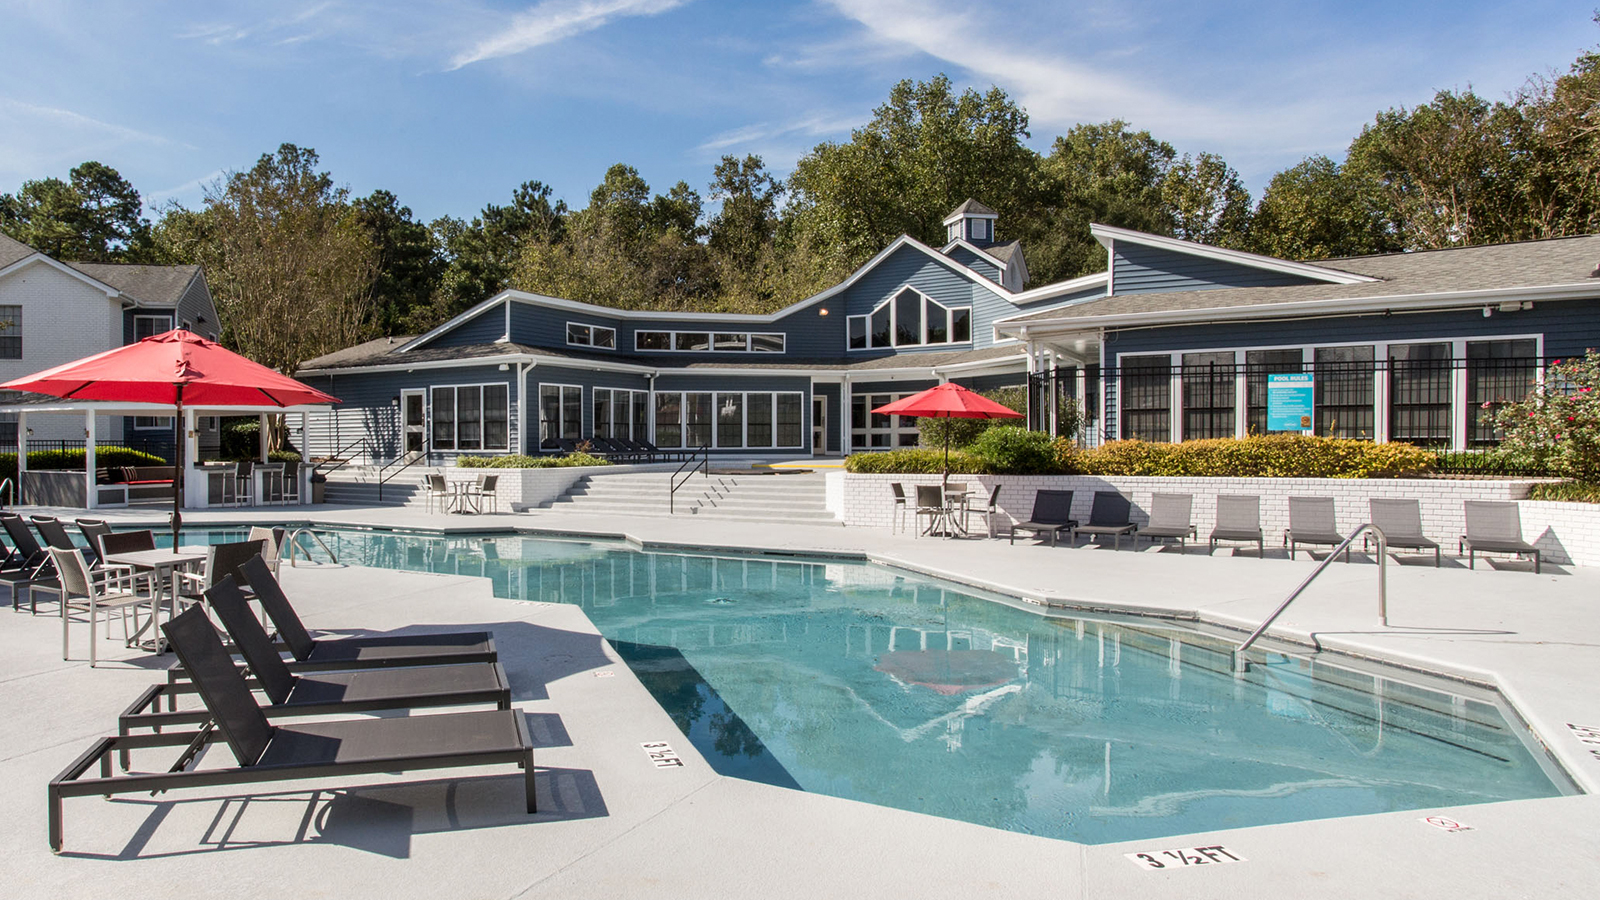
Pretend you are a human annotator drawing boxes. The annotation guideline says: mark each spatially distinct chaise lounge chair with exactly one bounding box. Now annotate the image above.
[1068,491,1137,550]
[1460,500,1542,573]
[1285,496,1350,561]
[1366,498,1441,566]
[1007,489,1077,547]
[49,604,534,853]
[240,555,499,671]
[1135,493,1196,552]
[123,575,510,737]
[1210,494,1265,558]
[0,513,59,612]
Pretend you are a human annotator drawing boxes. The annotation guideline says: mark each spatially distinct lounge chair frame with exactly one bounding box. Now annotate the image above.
[1365,498,1441,566]
[1068,491,1136,550]
[1134,493,1196,551]
[1209,494,1265,558]
[1284,496,1350,562]
[1460,500,1542,573]
[1007,489,1077,547]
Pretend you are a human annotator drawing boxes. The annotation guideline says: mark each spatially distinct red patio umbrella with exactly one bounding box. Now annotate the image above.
[872,382,1023,483]
[1,329,339,550]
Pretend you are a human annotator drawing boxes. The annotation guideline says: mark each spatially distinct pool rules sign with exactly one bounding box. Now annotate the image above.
[1267,373,1314,433]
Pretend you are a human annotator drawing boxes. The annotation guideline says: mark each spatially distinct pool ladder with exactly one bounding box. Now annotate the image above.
[285,528,340,567]
[1233,524,1387,674]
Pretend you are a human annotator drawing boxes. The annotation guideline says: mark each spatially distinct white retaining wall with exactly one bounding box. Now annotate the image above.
[826,472,1600,567]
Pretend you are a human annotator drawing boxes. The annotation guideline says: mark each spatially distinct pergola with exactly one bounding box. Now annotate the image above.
[0,399,331,510]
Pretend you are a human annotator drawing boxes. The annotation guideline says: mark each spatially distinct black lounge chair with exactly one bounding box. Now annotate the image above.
[241,555,498,671]
[176,538,265,601]
[1285,496,1349,561]
[1210,494,1265,558]
[1,512,59,612]
[1069,491,1136,550]
[32,516,91,564]
[124,575,510,737]
[1367,498,1440,566]
[1007,489,1077,547]
[49,604,534,853]
[75,519,114,567]
[1460,501,1542,573]
[638,439,687,462]
[1135,493,1196,551]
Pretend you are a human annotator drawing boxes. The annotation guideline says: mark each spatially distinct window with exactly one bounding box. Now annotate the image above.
[0,306,19,359]
[714,333,745,352]
[539,384,581,446]
[637,331,671,351]
[717,393,744,448]
[1314,346,1375,438]
[1120,355,1173,442]
[635,330,785,353]
[434,384,511,451]
[1181,351,1235,439]
[1388,343,1452,447]
[654,393,683,448]
[750,333,784,353]
[1467,339,1538,446]
[776,394,803,447]
[134,313,172,342]
[675,333,711,352]
[653,391,804,449]
[747,394,773,448]
[851,392,921,449]
[592,388,647,441]
[133,415,173,430]
[685,393,713,448]
[593,389,613,440]
[846,288,970,350]
[1245,349,1305,434]
[567,322,616,349]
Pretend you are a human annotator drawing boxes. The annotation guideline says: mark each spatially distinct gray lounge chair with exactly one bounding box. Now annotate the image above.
[1,512,58,612]
[978,484,1004,538]
[1210,494,1265,558]
[75,519,114,567]
[914,484,945,537]
[49,604,534,853]
[1285,496,1349,561]
[122,575,510,736]
[1135,493,1196,551]
[1069,491,1136,550]
[1008,489,1077,546]
[1367,498,1440,566]
[1460,501,1542,573]
[240,555,499,671]
[889,483,909,533]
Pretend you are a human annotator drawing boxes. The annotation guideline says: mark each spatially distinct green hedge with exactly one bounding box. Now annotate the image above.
[0,447,168,485]
[1526,481,1600,503]
[846,434,1437,478]
[455,452,612,469]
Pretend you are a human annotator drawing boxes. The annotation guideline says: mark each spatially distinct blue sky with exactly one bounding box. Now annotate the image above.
[1,0,1594,224]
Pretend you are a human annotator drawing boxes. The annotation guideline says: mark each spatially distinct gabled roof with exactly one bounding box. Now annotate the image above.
[67,262,203,307]
[998,232,1600,334]
[942,199,997,224]
[1091,223,1379,287]
[0,233,34,269]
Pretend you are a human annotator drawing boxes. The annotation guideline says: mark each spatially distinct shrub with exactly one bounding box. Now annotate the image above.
[916,386,1029,449]
[967,426,1059,474]
[0,447,168,485]
[843,449,987,474]
[455,452,612,469]
[1493,350,1600,483]
[1526,481,1600,503]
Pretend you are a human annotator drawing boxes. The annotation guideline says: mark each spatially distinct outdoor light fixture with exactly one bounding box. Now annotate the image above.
[1483,306,1494,317]
[391,397,400,406]
[498,363,510,371]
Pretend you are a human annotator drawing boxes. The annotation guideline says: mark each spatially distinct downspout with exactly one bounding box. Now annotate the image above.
[518,360,535,454]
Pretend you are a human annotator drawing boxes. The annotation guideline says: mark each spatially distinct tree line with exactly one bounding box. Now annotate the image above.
[3,35,1598,379]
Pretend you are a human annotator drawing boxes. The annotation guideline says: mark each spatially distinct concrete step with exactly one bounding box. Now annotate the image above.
[541,470,836,525]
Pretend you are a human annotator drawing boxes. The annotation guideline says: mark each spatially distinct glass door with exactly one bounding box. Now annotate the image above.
[401,390,425,453]
[812,396,827,455]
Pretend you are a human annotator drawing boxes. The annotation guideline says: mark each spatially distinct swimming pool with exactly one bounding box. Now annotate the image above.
[187,528,1572,843]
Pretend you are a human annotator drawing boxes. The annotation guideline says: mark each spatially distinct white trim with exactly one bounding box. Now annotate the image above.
[633,329,786,354]
[566,321,618,350]
[133,312,173,342]
[846,286,972,352]
[428,382,511,453]
[941,238,1009,271]
[941,207,997,226]
[0,254,123,298]
[1089,223,1379,285]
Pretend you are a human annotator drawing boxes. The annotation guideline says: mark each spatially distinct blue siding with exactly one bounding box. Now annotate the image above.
[420,301,507,349]
[529,364,650,447]
[1107,299,1600,358]
[945,246,1001,283]
[839,244,1011,356]
[1012,283,1106,311]
[303,365,519,461]
[1112,242,1322,295]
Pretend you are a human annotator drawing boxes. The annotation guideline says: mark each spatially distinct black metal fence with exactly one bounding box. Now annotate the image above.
[1028,355,1555,449]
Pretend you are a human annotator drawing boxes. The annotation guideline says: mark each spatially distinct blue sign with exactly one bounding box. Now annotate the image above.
[1267,374,1314,432]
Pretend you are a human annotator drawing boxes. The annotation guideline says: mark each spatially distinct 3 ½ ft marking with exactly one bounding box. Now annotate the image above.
[1125,845,1245,870]
[641,741,684,768]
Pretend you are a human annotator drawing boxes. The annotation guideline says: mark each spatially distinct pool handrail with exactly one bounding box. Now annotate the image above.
[285,528,340,567]
[1233,523,1387,673]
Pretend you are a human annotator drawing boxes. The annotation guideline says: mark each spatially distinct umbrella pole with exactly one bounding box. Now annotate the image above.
[172,387,183,553]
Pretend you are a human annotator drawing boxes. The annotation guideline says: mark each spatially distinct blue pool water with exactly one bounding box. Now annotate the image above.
[182,528,1569,843]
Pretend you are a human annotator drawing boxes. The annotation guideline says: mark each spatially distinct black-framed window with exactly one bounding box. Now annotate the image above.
[1181,351,1235,439]
[1245,349,1304,435]
[432,387,456,450]
[134,313,172,342]
[0,306,19,359]
[1314,346,1375,439]
[1388,343,1452,447]
[1120,355,1172,442]
[1467,339,1539,446]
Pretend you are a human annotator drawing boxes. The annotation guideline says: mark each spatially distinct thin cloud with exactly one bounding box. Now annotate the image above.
[449,0,688,70]
[696,111,859,153]
[0,99,173,147]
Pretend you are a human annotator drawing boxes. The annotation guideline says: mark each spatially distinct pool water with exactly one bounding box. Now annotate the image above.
[186,528,1570,843]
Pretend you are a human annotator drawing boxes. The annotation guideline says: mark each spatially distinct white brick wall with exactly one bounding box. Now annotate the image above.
[827,472,1600,567]
[0,261,125,442]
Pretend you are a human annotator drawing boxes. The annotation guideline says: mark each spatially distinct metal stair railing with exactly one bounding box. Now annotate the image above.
[311,436,370,477]
[285,527,340,567]
[1233,523,1387,673]
[376,442,428,503]
[668,445,710,514]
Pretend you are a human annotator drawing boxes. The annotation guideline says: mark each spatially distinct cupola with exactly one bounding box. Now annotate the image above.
[942,199,999,247]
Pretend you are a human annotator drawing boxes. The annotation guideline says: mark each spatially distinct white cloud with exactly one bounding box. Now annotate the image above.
[449,0,688,70]
[696,111,859,153]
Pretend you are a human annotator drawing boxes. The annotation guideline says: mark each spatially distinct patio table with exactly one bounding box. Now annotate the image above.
[102,547,209,651]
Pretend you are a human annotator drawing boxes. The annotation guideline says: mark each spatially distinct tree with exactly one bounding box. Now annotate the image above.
[1249,155,1401,260]
[422,180,570,328]
[163,144,377,380]
[1161,152,1253,247]
[352,190,444,335]
[0,161,150,260]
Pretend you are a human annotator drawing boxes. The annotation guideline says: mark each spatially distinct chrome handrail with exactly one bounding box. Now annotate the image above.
[285,527,340,567]
[1233,523,1387,673]
[0,477,14,506]
[668,445,710,514]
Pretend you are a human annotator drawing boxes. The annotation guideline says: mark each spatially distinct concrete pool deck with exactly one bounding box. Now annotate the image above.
[5,503,1600,897]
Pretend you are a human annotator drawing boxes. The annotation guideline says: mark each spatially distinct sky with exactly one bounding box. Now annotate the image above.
[1,0,1594,224]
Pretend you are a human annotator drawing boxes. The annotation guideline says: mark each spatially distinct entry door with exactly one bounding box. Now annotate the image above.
[812,396,827,456]
[401,390,426,453]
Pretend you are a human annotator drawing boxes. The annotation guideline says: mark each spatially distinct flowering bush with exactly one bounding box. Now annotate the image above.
[1493,350,1600,483]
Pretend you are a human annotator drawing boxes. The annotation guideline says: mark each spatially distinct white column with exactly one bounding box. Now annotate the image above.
[258,413,269,463]
[841,377,853,455]
[300,411,310,503]
[1169,352,1183,444]
[15,412,25,504]
[1234,349,1249,439]
[84,410,97,510]
[1450,339,1469,450]
[184,408,202,508]
[1047,350,1059,436]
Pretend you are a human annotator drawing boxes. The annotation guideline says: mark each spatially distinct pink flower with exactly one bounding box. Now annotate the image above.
[1481,401,1493,409]
[1553,359,1562,365]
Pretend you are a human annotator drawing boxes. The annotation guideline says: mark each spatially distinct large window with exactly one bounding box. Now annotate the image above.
[0,305,19,359]
[847,288,971,350]
[134,313,172,342]
[634,330,785,353]
[1388,343,1452,447]
[435,384,510,451]
[1120,355,1173,442]
[1314,346,1375,439]
[1245,349,1304,434]
[539,384,581,446]
[851,393,920,449]
[594,388,649,440]
[566,322,616,349]
[1181,351,1235,439]
[654,393,683,447]
[655,391,804,449]
[1467,339,1539,446]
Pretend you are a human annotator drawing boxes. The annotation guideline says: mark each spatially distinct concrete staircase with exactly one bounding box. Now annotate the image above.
[319,464,424,507]
[541,470,839,525]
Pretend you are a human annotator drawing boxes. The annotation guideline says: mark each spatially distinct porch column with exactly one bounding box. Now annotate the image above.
[15,411,25,504]
[84,410,97,510]
[841,376,852,456]
[1047,349,1059,437]
[1023,337,1035,430]
[185,408,202,508]
[300,411,310,503]
[258,413,269,463]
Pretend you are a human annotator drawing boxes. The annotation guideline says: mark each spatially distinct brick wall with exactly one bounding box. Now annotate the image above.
[827,472,1600,567]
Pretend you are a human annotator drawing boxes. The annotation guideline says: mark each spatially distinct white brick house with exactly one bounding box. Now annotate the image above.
[0,233,221,453]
